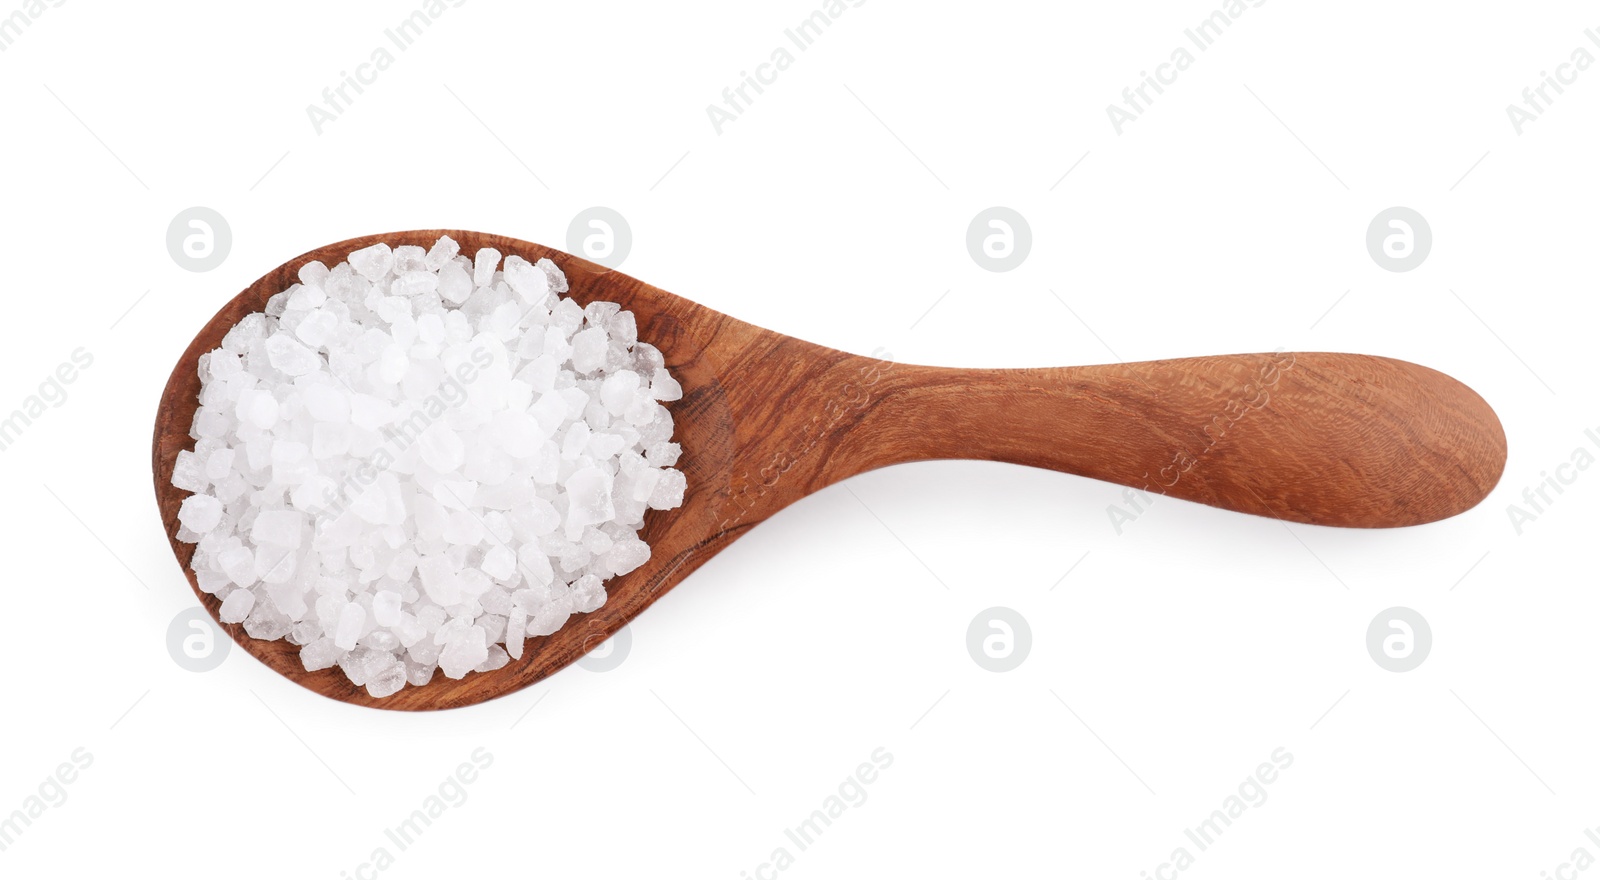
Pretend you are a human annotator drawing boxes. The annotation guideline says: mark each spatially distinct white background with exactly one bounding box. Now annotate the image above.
[2,1,1597,877]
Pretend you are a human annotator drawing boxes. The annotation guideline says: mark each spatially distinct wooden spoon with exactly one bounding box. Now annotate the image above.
[152,230,1507,710]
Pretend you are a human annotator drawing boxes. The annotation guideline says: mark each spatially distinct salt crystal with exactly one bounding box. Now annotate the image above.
[600,370,640,414]
[482,544,517,580]
[473,248,501,287]
[645,441,681,467]
[252,509,304,548]
[219,588,256,623]
[438,262,472,305]
[529,391,568,436]
[256,547,300,584]
[338,647,374,685]
[348,393,393,430]
[365,660,407,698]
[409,639,442,668]
[648,469,687,510]
[458,569,492,598]
[349,243,395,280]
[553,299,585,337]
[605,536,651,576]
[503,256,550,302]
[650,367,683,401]
[264,577,308,618]
[505,607,527,659]
[334,602,365,650]
[632,342,665,375]
[311,422,351,459]
[302,384,350,423]
[219,545,257,586]
[236,389,279,429]
[196,570,231,595]
[243,601,293,640]
[518,544,555,588]
[475,644,510,673]
[488,411,542,458]
[527,597,572,637]
[480,586,513,615]
[291,475,335,512]
[393,270,440,297]
[570,575,606,613]
[418,555,463,605]
[535,257,568,293]
[193,407,229,438]
[393,613,426,647]
[393,245,427,274]
[209,352,243,378]
[582,530,613,554]
[265,332,321,376]
[519,498,562,537]
[432,479,478,511]
[378,344,409,384]
[406,661,436,687]
[221,313,270,354]
[270,441,314,484]
[443,509,484,545]
[565,465,615,526]
[438,625,489,679]
[178,494,223,532]
[418,421,466,472]
[561,422,591,460]
[630,468,663,503]
[572,329,609,375]
[299,261,332,287]
[301,637,341,671]
[425,235,460,271]
[362,630,400,652]
[373,590,402,626]
[172,450,209,492]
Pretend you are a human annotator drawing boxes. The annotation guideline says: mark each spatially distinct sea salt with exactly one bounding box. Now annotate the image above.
[178,494,223,532]
[172,237,684,697]
[219,587,255,623]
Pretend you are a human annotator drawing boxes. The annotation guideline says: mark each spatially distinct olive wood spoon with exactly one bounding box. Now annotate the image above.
[152,230,1508,710]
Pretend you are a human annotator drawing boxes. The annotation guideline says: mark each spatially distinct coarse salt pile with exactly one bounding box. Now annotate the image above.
[170,236,686,697]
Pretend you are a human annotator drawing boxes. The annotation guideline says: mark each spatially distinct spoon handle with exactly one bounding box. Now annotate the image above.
[826,351,1505,528]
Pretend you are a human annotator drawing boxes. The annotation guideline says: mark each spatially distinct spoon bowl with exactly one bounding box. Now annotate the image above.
[153,230,1507,710]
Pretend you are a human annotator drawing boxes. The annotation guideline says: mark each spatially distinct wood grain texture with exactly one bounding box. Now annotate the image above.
[152,230,1507,710]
